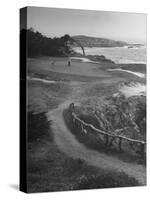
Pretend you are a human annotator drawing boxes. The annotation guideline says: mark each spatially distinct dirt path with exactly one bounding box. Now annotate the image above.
[47,101,146,185]
[46,81,146,185]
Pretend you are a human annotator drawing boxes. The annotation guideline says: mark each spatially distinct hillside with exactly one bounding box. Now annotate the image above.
[72,35,128,47]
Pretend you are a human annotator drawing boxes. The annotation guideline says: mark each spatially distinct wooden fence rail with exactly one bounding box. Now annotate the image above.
[69,103,146,157]
[71,113,146,145]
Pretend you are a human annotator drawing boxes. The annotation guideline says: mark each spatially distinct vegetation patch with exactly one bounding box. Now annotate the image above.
[74,171,139,190]
[63,93,146,164]
[27,112,52,143]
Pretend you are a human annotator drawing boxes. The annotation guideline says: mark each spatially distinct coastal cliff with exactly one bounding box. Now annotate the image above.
[72,35,128,47]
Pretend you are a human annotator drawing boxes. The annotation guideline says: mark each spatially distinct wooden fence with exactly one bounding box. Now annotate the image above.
[69,103,146,158]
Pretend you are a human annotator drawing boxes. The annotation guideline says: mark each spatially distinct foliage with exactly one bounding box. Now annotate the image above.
[20,28,72,57]
[93,95,146,141]
[27,112,52,142]
[75,171,139,190]
[63,93,146,163]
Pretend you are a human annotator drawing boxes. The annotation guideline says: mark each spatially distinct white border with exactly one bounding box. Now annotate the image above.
[0,0,149,199]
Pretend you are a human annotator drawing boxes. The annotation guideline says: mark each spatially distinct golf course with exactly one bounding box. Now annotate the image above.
[27,56,146,192]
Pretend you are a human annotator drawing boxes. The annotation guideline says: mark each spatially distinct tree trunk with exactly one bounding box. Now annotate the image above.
[70,37,86,56]
[81,46,85,56]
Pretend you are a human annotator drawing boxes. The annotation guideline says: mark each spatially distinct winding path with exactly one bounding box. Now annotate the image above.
[46,91,146,185]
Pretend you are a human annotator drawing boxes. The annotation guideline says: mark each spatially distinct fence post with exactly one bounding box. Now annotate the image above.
[118,138,122,152]
[108,137,114,147]
[80,123,84,134]
[81,123,83,132]
[70,107,146,156]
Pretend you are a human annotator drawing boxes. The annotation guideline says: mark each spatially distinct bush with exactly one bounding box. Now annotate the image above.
[75,171,139,190]
[27,112,52,142]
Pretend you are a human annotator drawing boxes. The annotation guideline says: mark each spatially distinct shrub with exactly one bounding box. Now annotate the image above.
[27,112,52,142]
[75,171,139,190]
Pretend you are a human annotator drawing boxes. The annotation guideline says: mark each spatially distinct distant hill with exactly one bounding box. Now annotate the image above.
[72,35,128,47]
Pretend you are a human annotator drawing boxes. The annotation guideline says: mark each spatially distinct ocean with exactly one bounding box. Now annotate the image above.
[73,46,146,64]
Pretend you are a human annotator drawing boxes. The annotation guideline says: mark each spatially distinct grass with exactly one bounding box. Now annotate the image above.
[28,69,110,83]
[74,171,139,190]
[27,112,97,192]
[84,82,119,99]
[119,64,146,73]
[27,111,139,193]
[27,112,92,192]
[27,57,109,83]
[28,80,71,113]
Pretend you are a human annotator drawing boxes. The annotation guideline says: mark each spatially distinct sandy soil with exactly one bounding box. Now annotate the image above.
[119,82,146,98]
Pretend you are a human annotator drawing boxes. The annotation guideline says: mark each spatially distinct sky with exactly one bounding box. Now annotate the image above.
[27,7,147,44]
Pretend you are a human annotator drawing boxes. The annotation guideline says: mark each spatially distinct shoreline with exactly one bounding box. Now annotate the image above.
[69,54,146,74]
[72,46,146,65]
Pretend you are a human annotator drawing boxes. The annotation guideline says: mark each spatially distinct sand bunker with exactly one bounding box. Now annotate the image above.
[27,76,57,84]
[118,82,146,98]
[70,57,99,64]
[107,68,146,78]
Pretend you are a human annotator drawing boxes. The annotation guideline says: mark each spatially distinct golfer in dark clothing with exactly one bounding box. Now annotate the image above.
[68,58,71,67]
